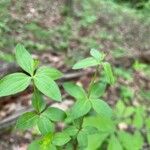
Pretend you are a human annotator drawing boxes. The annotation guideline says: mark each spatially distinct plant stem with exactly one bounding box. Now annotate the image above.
[73,66,99,148]
[73,117,84,150]
[73,139,78,150]
[73,66,100,150]
[87,65,99,97]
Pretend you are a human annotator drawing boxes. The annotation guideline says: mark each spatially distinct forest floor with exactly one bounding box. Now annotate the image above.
[0,0,150,149]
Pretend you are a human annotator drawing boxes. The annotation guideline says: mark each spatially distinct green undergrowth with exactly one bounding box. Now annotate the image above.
[0,0,149,62]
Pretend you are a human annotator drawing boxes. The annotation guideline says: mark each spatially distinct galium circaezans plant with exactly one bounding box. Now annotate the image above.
[0,45,115,149]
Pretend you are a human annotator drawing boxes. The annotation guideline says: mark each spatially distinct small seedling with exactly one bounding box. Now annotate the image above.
[0,45,115,149]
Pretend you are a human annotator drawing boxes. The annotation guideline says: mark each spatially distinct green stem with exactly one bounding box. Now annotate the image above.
[73,65,100,149]
[87,65,99,97]
[73,117,84,150]
[73,139,78,150]
[32,80,46,114]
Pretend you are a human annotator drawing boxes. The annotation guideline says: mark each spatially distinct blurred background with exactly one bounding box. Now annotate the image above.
[0,0,150,149]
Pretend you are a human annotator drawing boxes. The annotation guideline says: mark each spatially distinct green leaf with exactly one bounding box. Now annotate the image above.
[83,116,115,133]
[118,131,144,150]
[34,74,61,101]
[91,99,112,118]
[28,142,56,150]
[16,112,38,130]
[133,107,144,129]
[90,49,105,61]
[123,106,134,117]
[133,131,144,150]
[40,134,55,150]
[46,145,56,150]
[28,140,41,150]
[35,66,63,80]
[89,82,106,99]
[37,116,54,135]
[0,51,15,63]
[73,117,85,129]
[28,135,56,150]
[102,62,115,85]
[114,67,133,81]
[84,126,98,135]
[147,132,150,144]
[108,135,123,150]
[115,100,125,117]
[0,73,31,97]
[65,143,74,150]
[120,86,134,99]
[115,101,134,118]
[32,90,46,113]
[63,82,87,100]
[118,131,132,150]
[73,57,99,69]
[52,132,71,146]
[69,100,91,119]
[64,126,78,137]
[42,107,66,122]
[145,118,150,129]
[15,44,34,75]
[86,133,108,150]
[77,130,88,148]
